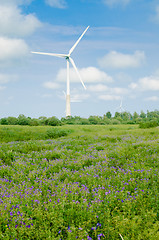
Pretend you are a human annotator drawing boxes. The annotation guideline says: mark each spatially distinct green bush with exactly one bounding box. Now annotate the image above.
[18,114,31,125]
[7,116,18,125]
[139,121,158,129]
[47,116,60,126]
[103,118,111,125]
[111,119,121,125]
[46,128,72,138]
[88,116,99,124]
[29,118,39,126]
[0,118,8,125]
[80,118,90,125]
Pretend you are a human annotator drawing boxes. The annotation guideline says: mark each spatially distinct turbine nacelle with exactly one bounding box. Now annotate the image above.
[65,56,70,60]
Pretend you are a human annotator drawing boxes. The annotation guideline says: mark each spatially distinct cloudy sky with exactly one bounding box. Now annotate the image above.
[0,0,159,118]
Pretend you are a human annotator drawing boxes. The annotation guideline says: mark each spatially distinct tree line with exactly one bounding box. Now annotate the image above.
[0,110,159,128]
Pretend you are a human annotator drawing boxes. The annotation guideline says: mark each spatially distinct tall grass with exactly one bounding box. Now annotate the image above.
[0,125,73,142]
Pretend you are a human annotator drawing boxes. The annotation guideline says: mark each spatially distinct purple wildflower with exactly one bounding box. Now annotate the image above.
[97,233,104,239]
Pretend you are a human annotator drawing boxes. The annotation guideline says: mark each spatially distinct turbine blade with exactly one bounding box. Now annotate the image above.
[69,26,89,56]
[63,90,66,98]
[69,57,86,90]
[31,51,67,58]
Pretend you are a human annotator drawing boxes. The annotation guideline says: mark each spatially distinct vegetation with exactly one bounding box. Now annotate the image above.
[139,121,158,129]
[0,126,72,143]
[0,124,158,239]
[0,110,159,127]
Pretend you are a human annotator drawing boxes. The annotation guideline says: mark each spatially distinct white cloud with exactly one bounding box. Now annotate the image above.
[57,88,90,102]
[0,74,12,84]
[145,96,159,101]
[154,68,159,76]
[56,67,113,83]
[42,94,53,98]
[110,87,129,95]
[45,0,67,8]
[0,37,29,62]
[0,5,41,37]
[115,72,132,82]
[0,86,6,91]
[87,84,128,95]
[0,1,40,65]
[99,94,121,101]
[71,93,90,103]
[1,0,33,6]
[0,74,18,84]
[152,5,159,23]
[139,77,159,91]
[43,81,61,89]
[43,24,86,37]
[103,0,131,7]
[4,96,14,105]
[88,84,109,92]
[128,82,138,90]
[98,51,145,69]
[0,74,18,91]
[130,76,159,91]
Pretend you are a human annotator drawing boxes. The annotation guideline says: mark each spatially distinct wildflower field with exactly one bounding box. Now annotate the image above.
[0,125,158,240]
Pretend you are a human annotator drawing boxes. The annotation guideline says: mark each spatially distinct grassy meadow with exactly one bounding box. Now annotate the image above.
[0,124,158,239]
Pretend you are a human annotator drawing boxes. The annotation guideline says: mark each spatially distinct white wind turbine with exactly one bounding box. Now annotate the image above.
[117,97,125,113]
[31,26,89,117]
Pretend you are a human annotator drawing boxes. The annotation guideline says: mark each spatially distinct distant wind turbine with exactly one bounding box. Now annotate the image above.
[31,26,89,117]
[116,97,125,113]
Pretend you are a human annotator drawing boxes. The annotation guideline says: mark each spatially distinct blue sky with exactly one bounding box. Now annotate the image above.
[0,0,159,118]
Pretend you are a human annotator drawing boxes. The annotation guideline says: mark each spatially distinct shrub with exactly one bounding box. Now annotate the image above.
[0,118,8,125]
[39,116,48,125]
[88,116,99,125]
[139,121,158,129]
[80,118,90,125]
[103,118,111,125]
[7,116,18,125]
[47,116,60,126]
[18,114,31,125]
[111,119,121,125]
[46,128,72,138]
[29,118,40,126]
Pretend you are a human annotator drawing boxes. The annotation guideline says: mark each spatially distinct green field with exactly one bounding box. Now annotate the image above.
[0,125,158,239]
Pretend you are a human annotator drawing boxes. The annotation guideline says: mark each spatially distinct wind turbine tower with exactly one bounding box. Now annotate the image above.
[31,26,89,117]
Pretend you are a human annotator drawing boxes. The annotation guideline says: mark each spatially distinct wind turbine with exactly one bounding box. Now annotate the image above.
[31,26,89,117]
[116,97,125,113]
[119,98,125,113]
